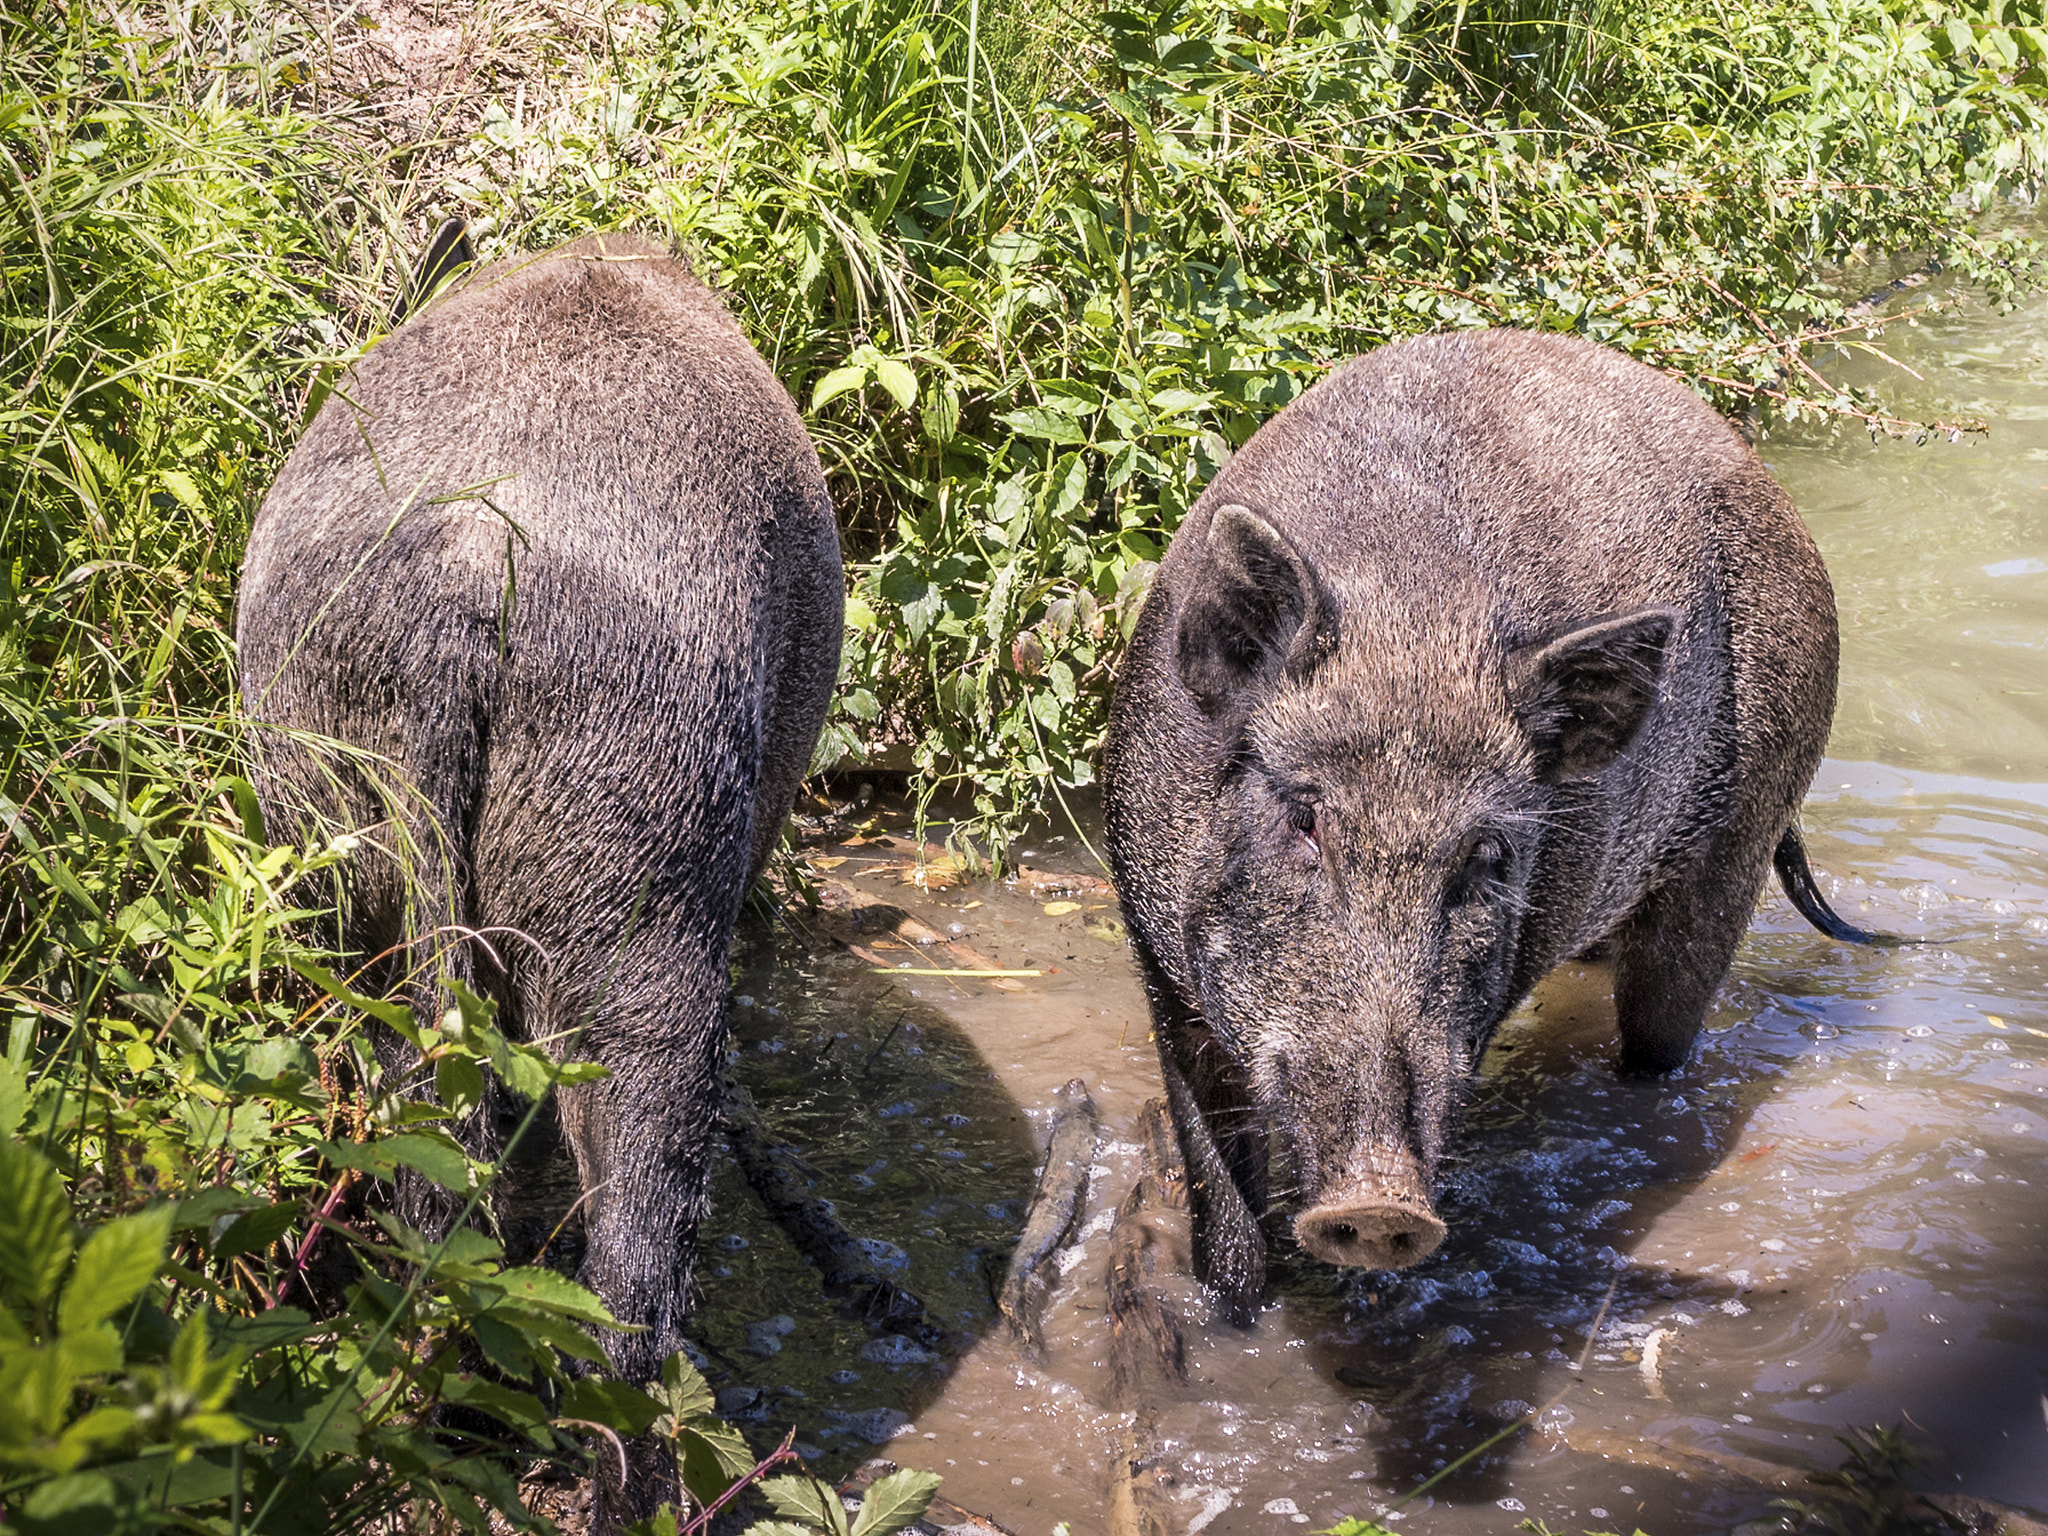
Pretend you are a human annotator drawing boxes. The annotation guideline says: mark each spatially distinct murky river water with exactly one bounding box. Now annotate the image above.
[585,269,2048,1532]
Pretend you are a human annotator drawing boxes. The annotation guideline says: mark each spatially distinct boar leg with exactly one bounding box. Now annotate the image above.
[537,927,731,1525]
[1133,945,1268,1324]
[1610,836,1775,1074]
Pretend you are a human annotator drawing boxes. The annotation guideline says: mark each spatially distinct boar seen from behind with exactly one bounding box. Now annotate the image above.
[237,231,842,1523]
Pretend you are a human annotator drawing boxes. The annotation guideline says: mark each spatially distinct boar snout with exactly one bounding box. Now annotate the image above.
[1293,1142,1445,1270]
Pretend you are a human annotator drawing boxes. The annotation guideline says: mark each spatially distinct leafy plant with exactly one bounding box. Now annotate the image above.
[399,0,2048,851]
[1764,1424,1968,1536]
[745,1464,942,1536]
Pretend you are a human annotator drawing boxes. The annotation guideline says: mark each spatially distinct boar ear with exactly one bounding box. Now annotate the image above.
[1509,609,1677,782]
[1175,504,1337,719]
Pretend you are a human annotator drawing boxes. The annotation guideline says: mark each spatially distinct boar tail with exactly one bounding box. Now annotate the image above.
[1773,827,1908,947]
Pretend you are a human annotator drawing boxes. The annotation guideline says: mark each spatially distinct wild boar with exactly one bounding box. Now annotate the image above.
[1102,328,1879,1322]
[237,230,842,1514]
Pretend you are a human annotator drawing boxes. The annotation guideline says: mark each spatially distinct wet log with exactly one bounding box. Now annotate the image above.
[997,1078,1098,1352]
[809,876,1028,991]
[1107,1095,1193,1399]
[1106,1096,1203,1536]
[720,1082,941,1344]
[1561,1425,2048,1536]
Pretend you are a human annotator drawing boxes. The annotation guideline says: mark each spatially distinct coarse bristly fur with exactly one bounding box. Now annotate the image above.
[236,232,842,1524]
[1101,329,1840,1324]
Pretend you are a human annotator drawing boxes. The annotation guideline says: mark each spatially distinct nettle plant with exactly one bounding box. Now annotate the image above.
[1,962,940,1536]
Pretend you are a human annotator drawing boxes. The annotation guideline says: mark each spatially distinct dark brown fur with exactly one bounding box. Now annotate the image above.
[237,234,841,1516]
[1102,329,1838,1321]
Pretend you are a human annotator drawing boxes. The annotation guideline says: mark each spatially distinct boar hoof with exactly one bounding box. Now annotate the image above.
[1294,1201,1446,1270]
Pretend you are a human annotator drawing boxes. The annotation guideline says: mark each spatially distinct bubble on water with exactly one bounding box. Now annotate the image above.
[826,1406,912,1442]
[1760,1239,1787,1252]
[1538,1405,1575,1431]
[854,1237,910,1271]
[1721,1299,1750,1317]
[2027,916,2048,935]
[1906,1024,1933,1038]
[1497,1498,1526,1512]
[718,1234,750,1251]
[1720,1201,1743,1212]
[743,1315,796,1356]
[860,1334,937,1366]
[1733,1412,1753,1423]
[716,1386,766,1420]
[1494,1399,1535,1419]
[1263,1500,1300,1516]
[1592,1511,1609,1520]
[948,922,966,936]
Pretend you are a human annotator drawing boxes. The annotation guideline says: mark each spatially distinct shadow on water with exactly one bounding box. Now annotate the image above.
[496,909,1046,1478]
[685,924,1044,1469]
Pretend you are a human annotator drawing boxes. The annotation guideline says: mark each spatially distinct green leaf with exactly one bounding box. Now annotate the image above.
[0,1058,27,1139]
[812,365,869,410]
[493,1264,620,1326]
[759,1474,851,1536]
[435,1053,485,1119]
[0,1139,74,1318]
[1001,407,1086,444]
[211,1201,297,1262]
[318,1131,473,1192]
[56,1206,169,1335]
[441,1374,552,1445]
[651,1349,715,1420]
[677,1419,756,1507]
[211,1307,314,1353]
[560,1376,666,1436]
[849,1468,942,1536]
[920,386,960,444]
[872,357,918,411]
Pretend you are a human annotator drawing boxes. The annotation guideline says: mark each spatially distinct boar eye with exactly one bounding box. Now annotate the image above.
[1450,834,1509,904]
[1286,800,1319,851]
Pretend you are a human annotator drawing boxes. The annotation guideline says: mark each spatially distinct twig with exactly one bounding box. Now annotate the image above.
[678,1428,801,1535]
[269,1168,356,1310]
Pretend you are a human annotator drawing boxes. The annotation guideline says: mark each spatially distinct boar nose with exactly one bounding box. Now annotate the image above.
[1293,1143,1446,1270]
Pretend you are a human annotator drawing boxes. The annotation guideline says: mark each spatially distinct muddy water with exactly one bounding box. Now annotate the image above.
[671,277,2048,1533]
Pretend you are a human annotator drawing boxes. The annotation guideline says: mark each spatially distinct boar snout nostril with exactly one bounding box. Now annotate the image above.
[1294,1198,1446,1271]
